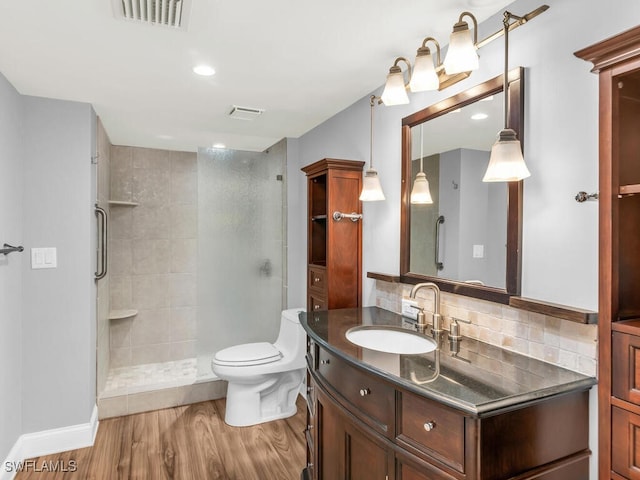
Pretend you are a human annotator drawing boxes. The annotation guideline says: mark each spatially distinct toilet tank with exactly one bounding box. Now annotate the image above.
[274,308,306,359]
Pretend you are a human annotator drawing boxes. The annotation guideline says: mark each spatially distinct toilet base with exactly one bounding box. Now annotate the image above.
[223,368,305,427]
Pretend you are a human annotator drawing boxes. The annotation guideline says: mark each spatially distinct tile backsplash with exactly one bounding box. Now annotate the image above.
[374,280,597,377]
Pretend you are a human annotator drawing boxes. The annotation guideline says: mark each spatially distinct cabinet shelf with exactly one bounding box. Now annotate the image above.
[109,309,138,320]
[108,200,139,207]
[619,184,640,196]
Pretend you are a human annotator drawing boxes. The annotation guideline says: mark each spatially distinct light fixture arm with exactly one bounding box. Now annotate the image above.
[457,11,478,45]
[369,95,382,168]
[419,37,442,66]
[501,11,523,129]
[389,56,412,81]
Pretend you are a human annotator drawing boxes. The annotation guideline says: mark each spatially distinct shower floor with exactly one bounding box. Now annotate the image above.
[102,358,198,398]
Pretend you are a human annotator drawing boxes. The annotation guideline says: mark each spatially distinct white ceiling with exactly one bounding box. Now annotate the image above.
[0,0,515,153]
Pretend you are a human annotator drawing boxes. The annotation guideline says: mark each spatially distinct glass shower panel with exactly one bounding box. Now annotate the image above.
[196,146,285,378]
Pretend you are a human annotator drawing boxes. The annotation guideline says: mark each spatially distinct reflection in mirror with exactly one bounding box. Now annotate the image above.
[409,92,508,289]
[401,69,523,304]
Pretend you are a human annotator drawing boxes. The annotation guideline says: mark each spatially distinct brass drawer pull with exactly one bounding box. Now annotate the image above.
[321,359,330,365]
[314,304,321,310]
[424,421,436,432]
[359,388,371,397]
[314,277,321,283]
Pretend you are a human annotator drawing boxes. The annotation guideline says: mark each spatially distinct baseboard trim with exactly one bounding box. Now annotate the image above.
[1,405,99,480]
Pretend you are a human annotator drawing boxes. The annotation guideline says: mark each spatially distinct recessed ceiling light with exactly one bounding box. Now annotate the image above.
[193,65,216,76]
[471,113,488,120]
[212,143,226,149]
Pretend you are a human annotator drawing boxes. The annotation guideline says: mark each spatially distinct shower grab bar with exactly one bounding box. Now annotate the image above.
[95,205,108,280]
[435,215,445,271]
[1,243,24,256]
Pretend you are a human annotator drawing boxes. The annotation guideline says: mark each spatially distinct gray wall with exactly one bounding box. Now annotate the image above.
[0,77,97,460]
[0,73,24,462]
[288,0,640,312]
[21,96,96,432]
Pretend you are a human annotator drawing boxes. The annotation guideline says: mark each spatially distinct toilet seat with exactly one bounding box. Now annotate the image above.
[213,342,282,367]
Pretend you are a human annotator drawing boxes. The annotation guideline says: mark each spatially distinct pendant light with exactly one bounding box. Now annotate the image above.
[482,11,531,182]
[381,57,411,106]
[410,124,433,204]
[360,96,385,201]
[409,38,441,93]
[443,12,479,75]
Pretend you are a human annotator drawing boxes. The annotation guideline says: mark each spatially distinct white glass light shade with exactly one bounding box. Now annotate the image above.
[381,68,410,106]
[482,129,531,182]
[359,169,386,201]
[443,24,479,75]
[409,50,439,92]
[410,172,433,204]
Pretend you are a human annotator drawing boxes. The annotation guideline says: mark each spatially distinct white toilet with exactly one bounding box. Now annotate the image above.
[211,308,307,427]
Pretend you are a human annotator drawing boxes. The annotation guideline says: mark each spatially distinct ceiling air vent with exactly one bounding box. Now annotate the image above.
[113,0,192,30]
[229,106,265,121]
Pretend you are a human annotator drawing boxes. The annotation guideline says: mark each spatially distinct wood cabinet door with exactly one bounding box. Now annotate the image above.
[317,386,391,480]
[612,406,640,479]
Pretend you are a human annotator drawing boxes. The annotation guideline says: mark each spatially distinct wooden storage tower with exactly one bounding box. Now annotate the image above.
[576,27,640,480]
[301,159,364,311]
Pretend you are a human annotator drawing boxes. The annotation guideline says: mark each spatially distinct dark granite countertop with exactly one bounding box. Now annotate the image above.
[300,307,596,417]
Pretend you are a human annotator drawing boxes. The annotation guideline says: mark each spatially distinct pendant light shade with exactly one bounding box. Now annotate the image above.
[381,58,411,106]
[410,172,433,204]
[483,129,530,182]
[483,11,531,182]
[410,39,441,92]
[443,12,479,75]
[360,168,386,201]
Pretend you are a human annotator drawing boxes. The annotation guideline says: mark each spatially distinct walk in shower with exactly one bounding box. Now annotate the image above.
[96,137,286,417]
[196,143,287,380]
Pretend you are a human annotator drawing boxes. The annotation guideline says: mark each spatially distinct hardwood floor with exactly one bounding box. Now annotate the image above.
[16,396,306,480]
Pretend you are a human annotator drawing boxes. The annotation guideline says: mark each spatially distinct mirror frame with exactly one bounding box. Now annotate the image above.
[400,67,524,304]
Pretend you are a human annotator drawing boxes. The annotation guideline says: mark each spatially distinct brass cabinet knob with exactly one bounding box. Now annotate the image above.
[359,388,371,397]
[314,277,321,283]
[314,304,321,310]
[320,359,330,365]
[424,421,436,432]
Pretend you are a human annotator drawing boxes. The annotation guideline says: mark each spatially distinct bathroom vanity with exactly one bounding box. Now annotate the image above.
[300,307,595,480]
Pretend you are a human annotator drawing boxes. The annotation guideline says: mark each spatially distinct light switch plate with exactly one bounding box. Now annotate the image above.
[401,297,418,320]
[31,247,57,269]
[472,244,484,258]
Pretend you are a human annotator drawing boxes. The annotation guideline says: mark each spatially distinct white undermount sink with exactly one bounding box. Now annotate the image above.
[345,326,437,355]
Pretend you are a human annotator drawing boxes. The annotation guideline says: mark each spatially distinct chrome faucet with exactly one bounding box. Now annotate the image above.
[409,282,442,335]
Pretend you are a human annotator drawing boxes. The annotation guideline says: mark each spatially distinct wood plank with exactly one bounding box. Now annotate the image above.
[15,396,306,480]
[509,296,598,324]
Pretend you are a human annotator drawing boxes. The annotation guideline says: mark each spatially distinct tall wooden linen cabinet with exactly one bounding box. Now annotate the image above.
[576,27,640,480]
[301,159,364,311]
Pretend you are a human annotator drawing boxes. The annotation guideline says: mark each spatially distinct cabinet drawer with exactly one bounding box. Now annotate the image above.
[308,266,327,292]
[316,348,394,436]
[308,293,327,312]
[613,331,640,405]
[612,406,640,479]
[397,389,466,473]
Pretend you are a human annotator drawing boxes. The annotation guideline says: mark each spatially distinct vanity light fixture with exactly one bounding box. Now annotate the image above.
[410,124,433,204]
[360,95,386,201]
[381,57,412,106]
[443,12,479,75]
[482,11,531,182]
[409,38,441,92]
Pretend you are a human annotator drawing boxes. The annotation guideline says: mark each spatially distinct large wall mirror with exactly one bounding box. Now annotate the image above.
[400,68,523,304]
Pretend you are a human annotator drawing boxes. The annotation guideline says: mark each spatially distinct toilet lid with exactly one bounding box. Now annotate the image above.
[213,342,282,366]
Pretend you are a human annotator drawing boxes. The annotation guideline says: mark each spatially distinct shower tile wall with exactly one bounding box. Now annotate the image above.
[109,146,198,369]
